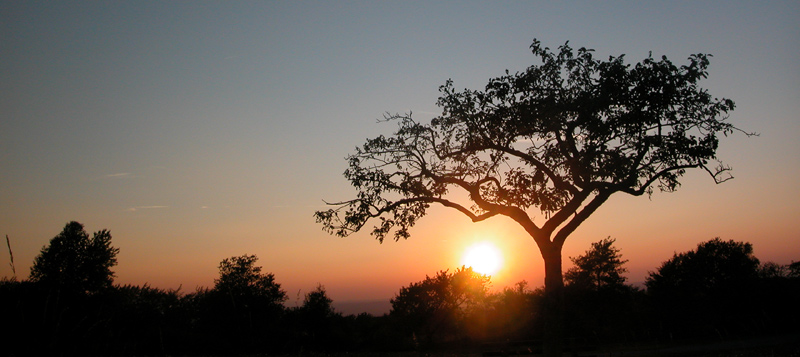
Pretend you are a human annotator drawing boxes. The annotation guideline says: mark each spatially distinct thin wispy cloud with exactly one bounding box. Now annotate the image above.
[127,205,168,212]
[89,172,135,181]
[106,173,132,178]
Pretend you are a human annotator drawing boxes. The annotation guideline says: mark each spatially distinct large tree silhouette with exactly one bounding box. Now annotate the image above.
[316,39,745,356]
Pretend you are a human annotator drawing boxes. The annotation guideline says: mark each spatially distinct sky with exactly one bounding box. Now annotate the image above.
[1,1,798,308]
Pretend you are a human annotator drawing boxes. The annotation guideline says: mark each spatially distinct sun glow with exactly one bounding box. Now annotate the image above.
[461,242,503,276]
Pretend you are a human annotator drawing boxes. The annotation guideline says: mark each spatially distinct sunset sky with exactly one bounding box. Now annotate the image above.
[2,1,798,308]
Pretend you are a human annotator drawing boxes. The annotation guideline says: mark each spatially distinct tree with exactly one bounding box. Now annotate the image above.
[788,261,800,278]
[202,254,287,353]
[758,261,789,279]
[390,267,489,346]
[645,238,761,339]
[646,238,760,295]
[564,238,641,345]
[565,237,628,291]
[214,254,287,305]
[295,284,341,351]
[301,284,336,320]
[316,39,745,356]
[30,221,119,294]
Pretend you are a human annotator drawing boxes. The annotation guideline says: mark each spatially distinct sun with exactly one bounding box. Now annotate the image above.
[461,242,503,276]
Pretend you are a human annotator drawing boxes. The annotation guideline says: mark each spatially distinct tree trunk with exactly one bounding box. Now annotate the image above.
[541,244,565,357]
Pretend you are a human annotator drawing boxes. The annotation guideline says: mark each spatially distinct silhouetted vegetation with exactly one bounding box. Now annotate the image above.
[645,238,797,342]
[562,238,646,348]
[3,222,799,355]
[390,266,490,347]
[315,38,751,356]
[30,221,119,295]
[189,254,288,354]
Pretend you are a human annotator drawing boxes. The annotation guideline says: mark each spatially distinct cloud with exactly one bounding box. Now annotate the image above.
[127,205,168,212]
[106,173,132,178]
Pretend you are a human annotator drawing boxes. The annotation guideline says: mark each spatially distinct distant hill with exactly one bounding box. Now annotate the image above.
[333,299,391,316]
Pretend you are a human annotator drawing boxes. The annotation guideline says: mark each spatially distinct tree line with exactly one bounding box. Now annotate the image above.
[2,221,798,355]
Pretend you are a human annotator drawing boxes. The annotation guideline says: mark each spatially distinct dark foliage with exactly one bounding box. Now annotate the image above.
[284,284,346,352]
[0,279,189,355]
[30,221,119,295]
[565,237,629,291]
[390,266,490,347]
[562,238,646,346]
[190,254,288,354]
[3,223,798,355]
[481,281,541,342]
[646,238,778,340]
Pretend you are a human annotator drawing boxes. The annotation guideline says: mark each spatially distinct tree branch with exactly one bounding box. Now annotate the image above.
[620,163,701,196]
[541,188,592,235]
[485,142,579,195]
[552,190,612,247]
[420,167,544,239]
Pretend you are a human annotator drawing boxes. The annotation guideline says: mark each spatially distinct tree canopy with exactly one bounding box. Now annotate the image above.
[646,237,760,295]
[644,238,769,340]
[30,221,119,294]
[565,237,628,291]
[214,254,287,305]
[316,40,743,248]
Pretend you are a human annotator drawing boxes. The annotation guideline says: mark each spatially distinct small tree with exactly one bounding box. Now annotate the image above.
[204,254,287,353]
[30,221,119,294]
[390,267,489,346]
[296,284,340,351]
[301,284,336,319]
[564,238,640,344]
[758,261,788,279]
[214,254,287,305]
[316,39,746,355]
[565,237,628,291]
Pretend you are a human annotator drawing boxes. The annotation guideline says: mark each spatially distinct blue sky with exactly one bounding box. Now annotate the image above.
[2,1,798,303]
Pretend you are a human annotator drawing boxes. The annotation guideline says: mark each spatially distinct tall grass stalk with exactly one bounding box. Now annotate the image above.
[5,234,16,279]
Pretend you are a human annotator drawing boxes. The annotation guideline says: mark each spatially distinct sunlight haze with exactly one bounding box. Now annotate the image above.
[462,242,503,276]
